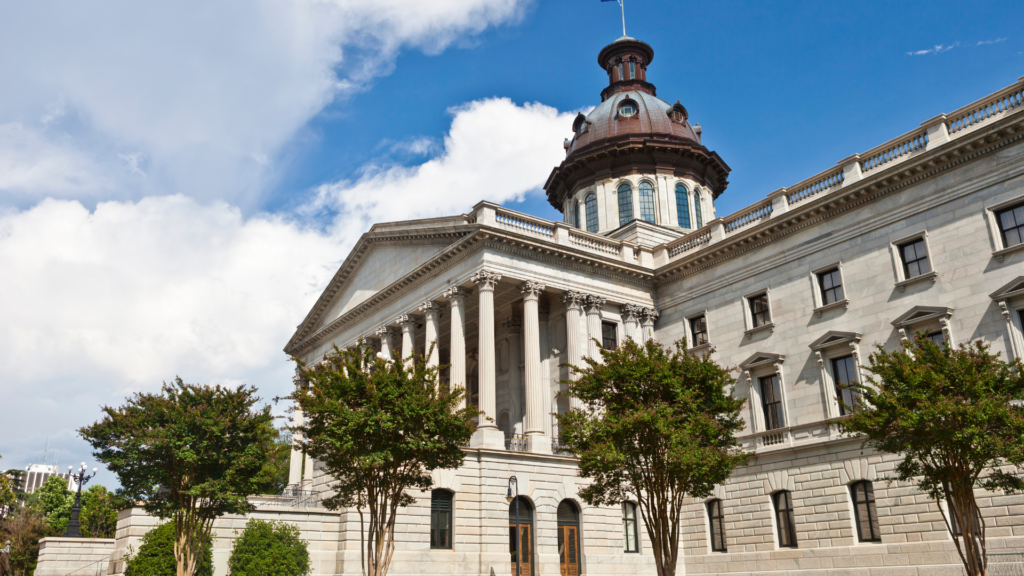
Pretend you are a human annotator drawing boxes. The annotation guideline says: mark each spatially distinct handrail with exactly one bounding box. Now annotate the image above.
[860,128,928,173]
[724,200,773,233]
[947,79,1024,134]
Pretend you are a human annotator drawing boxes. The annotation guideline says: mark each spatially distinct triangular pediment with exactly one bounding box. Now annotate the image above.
[739,351,785,370]
[990,276,1024,301]
[808,330,862,351]
[891,305,954,328]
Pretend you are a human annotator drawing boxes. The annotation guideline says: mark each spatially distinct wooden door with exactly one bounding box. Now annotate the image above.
[558,525,579,576]
[509,523,532,576]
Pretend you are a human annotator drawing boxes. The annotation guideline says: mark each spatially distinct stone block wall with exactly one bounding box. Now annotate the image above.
[35,537,115,576]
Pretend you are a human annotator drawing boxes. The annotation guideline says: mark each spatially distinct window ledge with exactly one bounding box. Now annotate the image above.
[744,322,775,340]
[993,242,1024,263]
[688,342,713,354]
[813,299,850,318]
[895,271,937,293]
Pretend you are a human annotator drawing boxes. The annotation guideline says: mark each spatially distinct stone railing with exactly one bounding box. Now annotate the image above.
[947,80,1024,134]
[569,229,620,256]
[860,127,928,173]
[666,229,711,257]
[724,199,773,233]
[494,208,554,239]
[786,168,845,206]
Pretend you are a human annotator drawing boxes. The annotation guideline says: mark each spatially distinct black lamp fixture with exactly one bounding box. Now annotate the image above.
[64,462,97,538]
[506,476,521,576]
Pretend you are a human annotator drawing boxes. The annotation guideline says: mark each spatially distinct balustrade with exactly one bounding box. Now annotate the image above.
[724,201,773,233]
[860,129,928,173]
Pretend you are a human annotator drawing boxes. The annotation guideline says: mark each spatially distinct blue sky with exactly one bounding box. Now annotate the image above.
[0,0,1020,481]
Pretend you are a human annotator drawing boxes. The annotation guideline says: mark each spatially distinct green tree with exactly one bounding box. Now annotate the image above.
[228,518,309,576]
[265,430,293,495]
[33,476,73,534]
[79,378,277,576]
[556,339,748,576]
[294,343,477,576]
[124,523,212,576]
[840,334,1024,576]
[80,485,119,539]
[0,457,16,518]
[0,507,56,576]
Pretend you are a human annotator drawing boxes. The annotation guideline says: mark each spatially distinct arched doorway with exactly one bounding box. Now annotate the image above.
[557,500,581,576]
[508,497,534,576]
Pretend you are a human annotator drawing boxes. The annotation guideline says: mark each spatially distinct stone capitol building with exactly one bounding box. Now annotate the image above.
[39,35,1024,576]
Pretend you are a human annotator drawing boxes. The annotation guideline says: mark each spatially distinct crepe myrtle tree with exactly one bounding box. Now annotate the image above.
[292,342,478,576]
[79,378,278,576]
[556,338,748,576]
[838,333,1024,576]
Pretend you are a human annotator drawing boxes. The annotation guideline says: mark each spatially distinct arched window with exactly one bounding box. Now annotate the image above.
[617,183,633,226]
[675,184,691,228]
[585,193,599,233]
[707,499,726,552]
[851,481,881,542]
[573,201,581,229]
[557,501,581,574]
[508,497,534,574]
[431,490,453,549]
[622,502,639,553]
[773,491,797,548]
[694,189,704,228]
[639,181,656,224]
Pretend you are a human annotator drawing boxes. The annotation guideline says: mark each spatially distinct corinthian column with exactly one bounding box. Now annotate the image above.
[398,314,416,366]
[419,301,442,369]
[640,307,660,343]
[620,304,642,342]
[562,290,587,410]
[288,369,305,486]
[521,281,550,453]
[375,326,396,360]
[443,286,471,405]
[584,295,606,361]
[470,270,505,448]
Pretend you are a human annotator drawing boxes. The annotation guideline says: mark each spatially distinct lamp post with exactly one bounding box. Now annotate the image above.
[505,476,520,576]
[64,463,97,538]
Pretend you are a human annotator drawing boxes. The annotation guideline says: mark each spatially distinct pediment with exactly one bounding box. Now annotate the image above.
[808,330,862,351]
[990,276,1024,302]
[891,306,954,328]
[739,351,785,370]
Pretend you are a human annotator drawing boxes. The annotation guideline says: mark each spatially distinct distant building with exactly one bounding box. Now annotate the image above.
[21,463,72,494]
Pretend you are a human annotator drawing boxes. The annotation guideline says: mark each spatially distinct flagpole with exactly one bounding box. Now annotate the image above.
[620,0,626,37]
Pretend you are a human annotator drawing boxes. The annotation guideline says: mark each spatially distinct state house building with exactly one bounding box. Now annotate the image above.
[276,37,1024,576]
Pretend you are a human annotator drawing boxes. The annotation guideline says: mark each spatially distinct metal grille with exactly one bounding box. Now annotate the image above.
[505,434,528,452]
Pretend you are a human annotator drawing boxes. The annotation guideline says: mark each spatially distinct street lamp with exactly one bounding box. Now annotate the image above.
[64,463,97,538]
[505,476,521,576]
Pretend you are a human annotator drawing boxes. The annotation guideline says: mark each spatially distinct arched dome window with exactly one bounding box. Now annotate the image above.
[675,184,690,228]
[617,183,633,226]
[573,201,581,229]
[639,181,656,224]
[584,193,599,233]
[694,189,704,229]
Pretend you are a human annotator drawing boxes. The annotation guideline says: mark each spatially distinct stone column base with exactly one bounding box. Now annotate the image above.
[471,427,507,449]
[527,434,551,454]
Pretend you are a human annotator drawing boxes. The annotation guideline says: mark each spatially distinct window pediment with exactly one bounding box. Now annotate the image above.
[891,305,954,328]
[990,276,1024,302]
[739,351,785,370]
[808,331,862,351]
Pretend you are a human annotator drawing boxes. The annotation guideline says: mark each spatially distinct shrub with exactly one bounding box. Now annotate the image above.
[124,523,212,576]
[228,519,310,576]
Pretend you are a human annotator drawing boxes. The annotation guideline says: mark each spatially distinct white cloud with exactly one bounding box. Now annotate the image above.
[0,0,531,207]
[977,37,1008,46]
[907,42,961,56]
[0,96,572,474]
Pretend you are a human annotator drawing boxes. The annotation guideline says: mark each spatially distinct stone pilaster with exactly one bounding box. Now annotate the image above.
[584,295,606,361]
[521,281,550,453]
[562,290,587,411]
[419,301,442,370]
[639,307,659,343]
[443,286,471,403]
[398,314,416,365]
[375,326,397,360]
[470,270,504,448]
[620,303,642,342]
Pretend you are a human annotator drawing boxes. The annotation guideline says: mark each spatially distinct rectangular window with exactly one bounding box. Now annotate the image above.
[749,293,771,327]
[759,375,784,430]
[943,482,962,537]
[617,63,624,82]
[602,321,618,350]
[690,315,708,347]
[997,202,1024,248]
[773,491,797,548]
[927,331,946,346]
[707,500,726,552]
[831,355,860,416]
[431,490,453,549]
[851,481,881,542]
[817,268,844,305]
[623,502,639,553]
[629,61,635,79]
[899,238,931,279]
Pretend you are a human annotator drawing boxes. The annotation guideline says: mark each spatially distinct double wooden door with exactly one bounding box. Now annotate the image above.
[557,525,580,576]
[509,523,532,576]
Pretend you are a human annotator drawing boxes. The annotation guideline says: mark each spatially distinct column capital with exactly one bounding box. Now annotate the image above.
[502,317,523,335]
[419,300,443,317]
[639,307,660,323]
[470,270,502,291]
[375,326,398,338]
[397,314,417,327]
[584,295,606,314]
[620,303,643,320]
[561,290,587,308]
[520,281,546,299]
[443,286,472,301]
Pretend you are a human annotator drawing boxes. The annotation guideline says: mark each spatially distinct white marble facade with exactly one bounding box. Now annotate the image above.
[276,73,1024,576]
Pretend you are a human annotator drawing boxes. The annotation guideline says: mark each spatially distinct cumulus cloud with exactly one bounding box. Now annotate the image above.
[0,0,531,207]
[0,96,572,474]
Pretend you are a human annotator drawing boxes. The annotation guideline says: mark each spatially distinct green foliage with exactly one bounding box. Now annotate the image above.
[295,343,478,576]
[34,476,73,534]
[124,523,212,576]
[557,339,748,576]
[841,334,1024,576]
[264,430,293,495]
[0,457,16,515]
[228,519,310,576]
[0,507,57,576]
[80,485,119,539]
[79,378,277,576]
